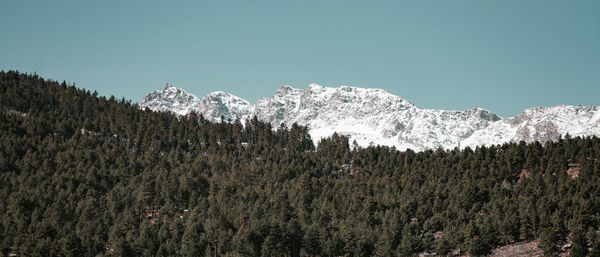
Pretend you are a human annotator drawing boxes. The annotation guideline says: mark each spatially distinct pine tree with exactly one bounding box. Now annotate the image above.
[539,227,562,257]
[590,230,600,257]
[570,225,589,257]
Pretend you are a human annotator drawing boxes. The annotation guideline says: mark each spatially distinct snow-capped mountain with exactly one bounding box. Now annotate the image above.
[140,84,253,123]
[462,105,600,148]
[139,83,599,151]
[139,83,201,116]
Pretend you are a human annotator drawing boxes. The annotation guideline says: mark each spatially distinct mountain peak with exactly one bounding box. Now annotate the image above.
[139,84,200,116]
[205,91,232,98]
[274,85,301,97]
[306,83,323,89]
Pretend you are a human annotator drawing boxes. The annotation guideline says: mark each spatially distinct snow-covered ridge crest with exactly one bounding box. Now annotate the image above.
[139,83,600,151]
[139,84,253,123]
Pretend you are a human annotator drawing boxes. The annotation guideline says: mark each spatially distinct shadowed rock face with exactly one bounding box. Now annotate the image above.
[532,121,560,143]
[140,84,600,151]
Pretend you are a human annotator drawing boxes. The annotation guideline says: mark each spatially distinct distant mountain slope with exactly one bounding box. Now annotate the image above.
[139,83,599,151]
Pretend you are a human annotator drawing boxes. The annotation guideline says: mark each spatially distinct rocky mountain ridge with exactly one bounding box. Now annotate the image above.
[139,83,600,151]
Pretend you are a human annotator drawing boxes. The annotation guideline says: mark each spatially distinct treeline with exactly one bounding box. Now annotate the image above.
[1,70,599,257]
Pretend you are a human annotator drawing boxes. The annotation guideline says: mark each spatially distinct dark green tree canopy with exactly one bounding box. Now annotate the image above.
[1,71,599,256]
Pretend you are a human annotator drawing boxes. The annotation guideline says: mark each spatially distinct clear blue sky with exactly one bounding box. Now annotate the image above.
[1,0,598,117]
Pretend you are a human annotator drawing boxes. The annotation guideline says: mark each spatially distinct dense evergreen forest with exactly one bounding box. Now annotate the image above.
[1,71,600,257]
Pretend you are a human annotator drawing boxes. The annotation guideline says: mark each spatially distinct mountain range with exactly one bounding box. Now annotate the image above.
[139,83,600,151]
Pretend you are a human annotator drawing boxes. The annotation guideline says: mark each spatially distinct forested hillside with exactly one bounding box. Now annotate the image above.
[1,71,600,256]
